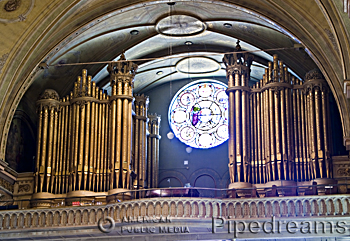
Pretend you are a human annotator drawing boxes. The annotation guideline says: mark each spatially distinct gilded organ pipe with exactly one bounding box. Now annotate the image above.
[133,94,149,189]
[223,40,253,186]
[147,114,161,188]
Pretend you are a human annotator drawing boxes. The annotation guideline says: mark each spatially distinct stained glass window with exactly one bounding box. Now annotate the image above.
[168,80,228,149]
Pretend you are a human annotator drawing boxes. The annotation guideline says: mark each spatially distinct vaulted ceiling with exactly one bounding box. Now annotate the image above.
[0,0,350,161]
[18,1,318,123]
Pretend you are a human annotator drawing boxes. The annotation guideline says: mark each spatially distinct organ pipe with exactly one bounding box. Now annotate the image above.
[147,114,161,188]
[133,94,149,189]
[223,40,253,185]
[222,46,333,187]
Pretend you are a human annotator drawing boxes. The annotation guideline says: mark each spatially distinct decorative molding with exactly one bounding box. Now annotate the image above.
[4,0,21,12]
[0,0,33,23]
[0,53,9,74]
[18,184,30,193]
[0,195,348,234]
[324,28,339,53]
[0,177,14,193]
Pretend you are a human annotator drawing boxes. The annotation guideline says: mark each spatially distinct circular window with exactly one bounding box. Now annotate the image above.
[168,80,228,149]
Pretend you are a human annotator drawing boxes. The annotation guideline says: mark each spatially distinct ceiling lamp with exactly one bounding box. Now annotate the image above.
[167,131,174,139]
[130,30,139,35]
[223,23,232,28]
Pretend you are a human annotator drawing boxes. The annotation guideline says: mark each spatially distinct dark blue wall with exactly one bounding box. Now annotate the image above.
[144,77,230,189]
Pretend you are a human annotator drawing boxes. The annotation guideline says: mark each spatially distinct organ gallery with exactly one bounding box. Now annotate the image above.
[26,43,337,207]
[1,1,350,239]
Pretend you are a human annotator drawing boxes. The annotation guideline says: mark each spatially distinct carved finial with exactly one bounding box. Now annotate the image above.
[119,52,126,61]
[305,69,324,81]
[235,40,242,51]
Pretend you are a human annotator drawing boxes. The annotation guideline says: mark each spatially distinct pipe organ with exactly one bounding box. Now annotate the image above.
[31,47,335,206]
[223,43,333,192]
[32,55,162,207]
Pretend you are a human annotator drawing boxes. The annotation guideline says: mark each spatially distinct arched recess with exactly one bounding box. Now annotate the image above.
[0,0,349,164]
[159,177,183,188]
[5,110,35,172]
[189,168,221,186]
[193,174,216,188]
[159,170,187,187]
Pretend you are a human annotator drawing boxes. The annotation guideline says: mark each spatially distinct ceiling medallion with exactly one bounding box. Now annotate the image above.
[0,0,33,23]
[156,15,206,36]
[4,0,20,12]
[176,57,220,74]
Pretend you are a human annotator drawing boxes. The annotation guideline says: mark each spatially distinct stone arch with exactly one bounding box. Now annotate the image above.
[207,202,213,218]
[82,210,89,225]
[96,209,103,223]
[319,199,327,216]
[75,210,82,225]
[120,205,127,219]
[0,214,3,229]
[32,212,39,227]
[227,202,234,218]
[335,199,343,215]
[140,203,147,217]
[104,208,108,219]
[288,200,295,217]
[220,170,230,189]
[54,211,60,226]
[159,170,187,187]
[265,201,273,217]
[1,0,350,166]
[221,203,227,218]
[177,202,184,217]
[192,202,199,217]
[242,202,250,218]
[39,212,46,227]
[147,202,155,217]
[47,212,53,227]
[343,198,350,215]
[3,214,10,229]
[25,213,31,228]
[280,201,288,217]
[133,204,140,218]
[250,202,257,218]
[199,202,206,218]
[170,201,176,217]
[327,199,335,215]
[68,210,74,225]
[295,200,303,216]
[10,213,17,229]
[18,213,24,228]
[126,204,133,217]
[311,199,319,216]
[258,202,265,217]
[213,202,220,217]
[162,202,169,217]
[184,201,191,217]
[272,201,280,217]
[235,202,242,218]
[89,210,95,224]
[303,200,311,216]
[155,202,162,216]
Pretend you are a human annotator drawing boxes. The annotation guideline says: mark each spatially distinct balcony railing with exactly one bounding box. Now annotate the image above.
[0,183,349,231]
